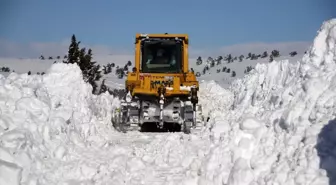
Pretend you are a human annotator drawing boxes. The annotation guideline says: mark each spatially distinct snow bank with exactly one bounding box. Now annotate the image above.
[0,63,119,184]
[198,80,234,139]
[199,18,336,184]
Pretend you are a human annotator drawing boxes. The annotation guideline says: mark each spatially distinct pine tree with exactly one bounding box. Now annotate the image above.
[127,61,132,66]
[196,56,202,65]
[239,55,244,62]
[107,65,112,73]
[99,79,108,94]
[271,50,280,57]
[231,71,236,77]
[261,51,268,58]
[289,51,297,57]
[66,34,81,64]
[64,34,102,94]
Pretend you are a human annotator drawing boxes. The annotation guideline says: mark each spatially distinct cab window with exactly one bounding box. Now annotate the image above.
[141,40,182,73]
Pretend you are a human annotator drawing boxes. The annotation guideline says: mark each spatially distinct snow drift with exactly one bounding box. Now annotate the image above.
[0,63,119,184]
[199,19,336,184]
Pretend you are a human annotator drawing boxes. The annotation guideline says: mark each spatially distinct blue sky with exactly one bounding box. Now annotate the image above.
[0,0,335,55]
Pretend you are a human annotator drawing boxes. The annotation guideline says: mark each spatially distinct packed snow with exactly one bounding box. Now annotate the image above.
[0,64,121,184]
[0,18,336,185]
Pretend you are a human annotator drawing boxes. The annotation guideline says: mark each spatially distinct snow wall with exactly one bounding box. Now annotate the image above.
[196,18,336,184]
[0,63,120,184]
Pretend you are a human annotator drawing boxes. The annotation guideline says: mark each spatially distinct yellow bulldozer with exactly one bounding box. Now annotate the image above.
[113,33,204,134]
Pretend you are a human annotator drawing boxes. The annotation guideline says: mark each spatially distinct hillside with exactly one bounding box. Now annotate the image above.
[0,49,304,90]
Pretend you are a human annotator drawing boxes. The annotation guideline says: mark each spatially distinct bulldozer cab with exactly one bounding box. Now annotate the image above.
[140,37,183,73]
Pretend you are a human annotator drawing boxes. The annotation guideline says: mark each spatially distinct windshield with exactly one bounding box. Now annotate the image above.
[141,40,182,73]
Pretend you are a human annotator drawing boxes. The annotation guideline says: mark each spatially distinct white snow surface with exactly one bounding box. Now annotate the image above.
[0,63,120,184]
[0,18,336,185]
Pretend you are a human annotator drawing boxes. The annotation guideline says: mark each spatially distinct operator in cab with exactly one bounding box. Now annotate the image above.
[153,49,169,64]
[144,48,177,73]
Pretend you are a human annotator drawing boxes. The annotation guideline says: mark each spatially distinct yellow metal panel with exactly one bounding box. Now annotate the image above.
[136,33,188,39]
[183,40,189,73]
[173,76,180,92]
[144,76,151,90]
[135,39,141,72]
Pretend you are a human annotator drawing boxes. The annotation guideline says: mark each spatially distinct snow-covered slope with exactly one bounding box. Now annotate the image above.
[0,52,304,90]
[0,18,336,185]
[203,18,336,184]
[95,53,305,89]
[193,54,304,88]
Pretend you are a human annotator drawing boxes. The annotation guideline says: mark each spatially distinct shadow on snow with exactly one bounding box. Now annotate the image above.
[316,119,336,184]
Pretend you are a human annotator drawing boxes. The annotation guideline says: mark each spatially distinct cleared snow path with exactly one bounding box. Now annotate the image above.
[61,132,214,185]
[1,18,336,185]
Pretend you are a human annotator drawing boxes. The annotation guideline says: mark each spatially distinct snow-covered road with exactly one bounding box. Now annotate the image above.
[1,18,336,185]
[57,132,215,185]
